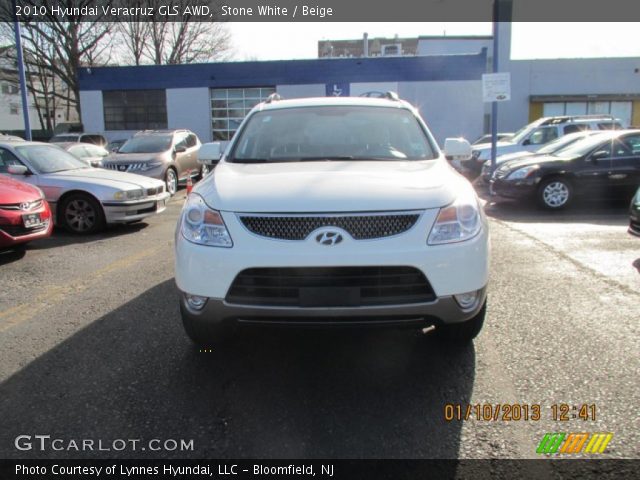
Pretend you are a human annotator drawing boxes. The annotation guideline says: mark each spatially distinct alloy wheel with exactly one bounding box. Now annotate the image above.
[542,181,570,208]
[65,198,97,233]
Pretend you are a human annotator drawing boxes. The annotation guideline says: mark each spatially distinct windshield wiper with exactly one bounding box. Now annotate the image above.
[231,158,270,163]
[297,156,354,162]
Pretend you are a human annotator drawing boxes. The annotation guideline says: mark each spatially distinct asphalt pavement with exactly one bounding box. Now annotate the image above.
[0,189,638,468]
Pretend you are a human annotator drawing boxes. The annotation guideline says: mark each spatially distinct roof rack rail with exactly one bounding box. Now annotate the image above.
[540,114,615,125]
[265,93,282,103]
[384,91,399,101]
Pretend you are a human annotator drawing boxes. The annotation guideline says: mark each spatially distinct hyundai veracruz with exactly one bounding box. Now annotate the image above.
[174,95,489,346]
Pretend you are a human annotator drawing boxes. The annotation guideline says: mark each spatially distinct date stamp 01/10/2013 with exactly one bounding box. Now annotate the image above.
[444,403,597,422]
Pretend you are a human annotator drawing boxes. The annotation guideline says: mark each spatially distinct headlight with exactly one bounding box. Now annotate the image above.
[428,195,482,245]
[180,194,233,247]
[506,165,538,180]
[113,189,144,201]
[139,161,163,171]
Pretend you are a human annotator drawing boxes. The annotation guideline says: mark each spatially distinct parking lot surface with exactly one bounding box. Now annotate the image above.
[0,191,638,463]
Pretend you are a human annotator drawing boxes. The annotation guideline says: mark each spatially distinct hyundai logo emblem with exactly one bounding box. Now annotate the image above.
[118,165,127,171]
[316,231,343,246]
[19,202,30,211]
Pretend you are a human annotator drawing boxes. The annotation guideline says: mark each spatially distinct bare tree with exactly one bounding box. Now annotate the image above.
[0,0,115,122]
[117,0,232,66]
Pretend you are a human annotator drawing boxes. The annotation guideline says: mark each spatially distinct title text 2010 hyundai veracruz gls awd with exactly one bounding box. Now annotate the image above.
[174,95,489,346]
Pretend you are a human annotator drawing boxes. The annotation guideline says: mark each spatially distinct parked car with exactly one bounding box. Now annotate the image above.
[106,139,128,153]
[629,187,640,237]
[59,142,110,168]
[0,134,24,142]
[103,129,202,196]
[480,130,605,183]
[0,173,53,251]
[175,95,489,346]
[49,132,108,147]
[466,115,624,177]
[490,130,640,210]
[0,141,169,234]
[472,132,514,145]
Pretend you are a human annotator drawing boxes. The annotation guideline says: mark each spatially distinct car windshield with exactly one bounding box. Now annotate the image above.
[16,144,89,173]
[118,135,172,154]
[229,106,437,162]
[552,133,619,157]
[509,124,537,144]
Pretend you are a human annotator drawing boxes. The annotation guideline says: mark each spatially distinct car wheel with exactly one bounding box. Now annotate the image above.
[60,193,105,234]
[165,168,178,196]
[180,302,232,347]
[198,163,210,180]
[438,300,486,344]
[537,177,573,210]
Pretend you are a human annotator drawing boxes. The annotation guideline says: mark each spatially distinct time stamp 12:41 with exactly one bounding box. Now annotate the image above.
[444,403,597,422]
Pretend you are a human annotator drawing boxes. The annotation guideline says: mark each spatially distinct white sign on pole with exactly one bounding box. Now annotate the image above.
[482,72,511,102]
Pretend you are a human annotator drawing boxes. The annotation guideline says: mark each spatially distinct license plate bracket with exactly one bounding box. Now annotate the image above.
[299,287,361,307]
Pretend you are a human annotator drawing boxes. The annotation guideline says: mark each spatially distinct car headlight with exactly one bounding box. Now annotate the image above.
[428,195,482,245]
[506,165,538,180]
[139,161,163,171]
[180,194,233,247]
[113,189,144,201]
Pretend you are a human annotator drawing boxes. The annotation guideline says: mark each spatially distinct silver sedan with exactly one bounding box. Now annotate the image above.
[0,141,170,234]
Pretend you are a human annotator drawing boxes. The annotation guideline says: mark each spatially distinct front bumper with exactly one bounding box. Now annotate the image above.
[490,177,539,199]
[629,213,640,237]
[179,287,487,328]
[175,208,490,327]
[102,193,170,223]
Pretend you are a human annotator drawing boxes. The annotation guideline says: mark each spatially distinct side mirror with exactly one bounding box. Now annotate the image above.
[198,142,223,166]
[522,139,531,146]
[590,150,609,161]
[7,165,28,175]
[443,137,472,161]
[174,145,187,153]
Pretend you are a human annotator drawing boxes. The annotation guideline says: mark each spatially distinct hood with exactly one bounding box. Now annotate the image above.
[474,140,516,152]
[0,174,42,203]
[496,150,535,164]
[45,168,164,190]
[194,160,465,213]
[474,141,522,160]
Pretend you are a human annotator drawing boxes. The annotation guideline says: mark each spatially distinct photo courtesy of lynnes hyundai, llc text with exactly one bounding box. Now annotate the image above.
[174,93,489,346]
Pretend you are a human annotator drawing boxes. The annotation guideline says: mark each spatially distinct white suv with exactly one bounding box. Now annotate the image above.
[174,95,489,345]
[466,115,623,175]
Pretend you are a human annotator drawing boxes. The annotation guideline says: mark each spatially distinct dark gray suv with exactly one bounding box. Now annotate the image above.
[103,129,202,196]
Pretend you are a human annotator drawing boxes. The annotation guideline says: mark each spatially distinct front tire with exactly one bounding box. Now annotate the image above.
[165,168,178,196]
[537,177,573,210]
[180,302,232,348]
[438,301,486,344]
[59,193,105,234]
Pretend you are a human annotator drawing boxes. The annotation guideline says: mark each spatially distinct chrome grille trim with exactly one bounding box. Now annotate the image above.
[237,211,422,241]
[0,199,44,211]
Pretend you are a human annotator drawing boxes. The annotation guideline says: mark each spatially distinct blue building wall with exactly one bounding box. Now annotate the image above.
[78,53,487,144]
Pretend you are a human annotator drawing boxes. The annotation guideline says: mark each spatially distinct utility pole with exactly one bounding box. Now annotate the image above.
[490,0,500,175]
[12,0,32,140]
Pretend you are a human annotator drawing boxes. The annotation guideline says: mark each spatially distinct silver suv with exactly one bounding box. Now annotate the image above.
[466,115,624,175]
[104,129,202,196]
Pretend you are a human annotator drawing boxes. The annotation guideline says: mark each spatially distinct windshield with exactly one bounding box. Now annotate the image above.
[552,133,619,157]
[16,144,89,173]
[229,106,437,163]
[118,135,172,154]
[537,133,591,154]
[510,124,536,144]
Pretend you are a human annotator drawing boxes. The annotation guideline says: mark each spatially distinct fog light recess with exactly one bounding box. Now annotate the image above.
[454,290,480,310]
[185,293,208,310]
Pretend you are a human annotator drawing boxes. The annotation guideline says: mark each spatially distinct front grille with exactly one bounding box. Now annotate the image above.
[0,199,43,211]
[239,213,420,241]
[226,266,435,307]
[0,222,49,237]
[104,164,131,172]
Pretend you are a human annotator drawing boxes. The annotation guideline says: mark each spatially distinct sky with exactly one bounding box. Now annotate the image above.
[226,22,640,61]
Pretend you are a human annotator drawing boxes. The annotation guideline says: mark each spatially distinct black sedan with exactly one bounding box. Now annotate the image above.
[630,187,640,236]
[490,130,640,210]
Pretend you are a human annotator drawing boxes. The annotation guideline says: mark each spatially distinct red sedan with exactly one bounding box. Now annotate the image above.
[0,173,53,251]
